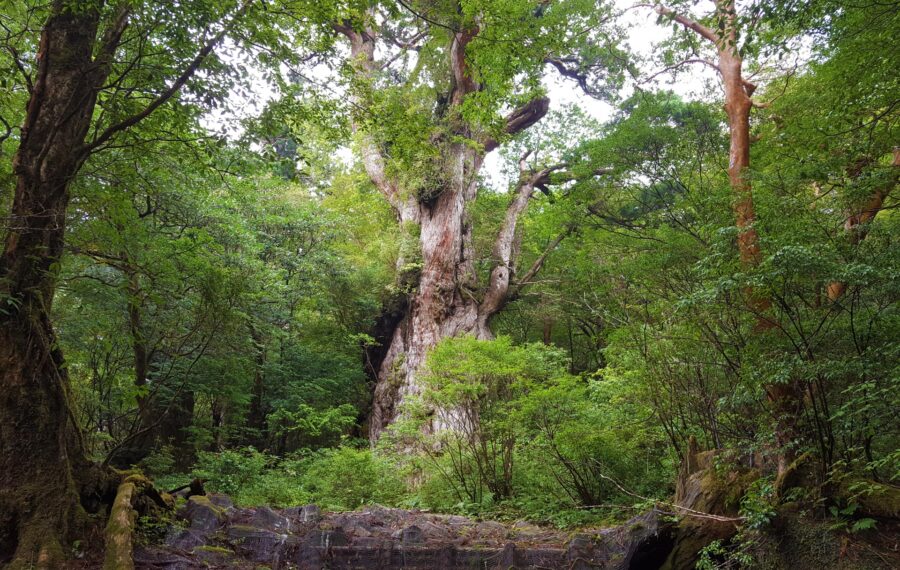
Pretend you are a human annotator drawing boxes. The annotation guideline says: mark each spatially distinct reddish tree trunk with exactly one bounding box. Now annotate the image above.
[659,0,803,475]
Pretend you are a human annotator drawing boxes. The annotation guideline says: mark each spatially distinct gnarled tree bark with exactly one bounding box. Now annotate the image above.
[0,6,126,565]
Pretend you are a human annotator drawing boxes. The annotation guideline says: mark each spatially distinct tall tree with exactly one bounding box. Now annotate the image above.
[649,0,805,474]
[326,0,620,439]
[0,1,255,564]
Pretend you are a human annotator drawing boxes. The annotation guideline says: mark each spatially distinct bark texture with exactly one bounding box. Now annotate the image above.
[1,1,228,563]
[104,481,137,570]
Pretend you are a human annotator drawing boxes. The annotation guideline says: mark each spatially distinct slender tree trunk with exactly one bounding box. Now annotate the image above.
[155,389,196,470]
[720,51,761,269]
[211,398,227,451]
[246,323,268,447]
[720,18,802,477]
[719,27,801,475]
[0,5,120,565]
[126,270,151,420]
[107,267,161,467]
[659,0,803,476]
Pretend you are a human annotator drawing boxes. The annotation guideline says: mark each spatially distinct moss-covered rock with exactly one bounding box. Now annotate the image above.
[661,438,754,570]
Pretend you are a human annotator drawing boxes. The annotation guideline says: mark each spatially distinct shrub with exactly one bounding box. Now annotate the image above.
[303,447,405,510]
[192,447,270,497]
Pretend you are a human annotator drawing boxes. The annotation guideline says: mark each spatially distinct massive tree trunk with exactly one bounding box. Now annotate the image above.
[0,5,123,565]
[369,143,485,437]
[367,143,567,439]
[335,19,554,441]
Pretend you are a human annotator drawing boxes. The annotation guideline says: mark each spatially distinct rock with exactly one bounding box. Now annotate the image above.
[566,532,595,567]
[226,525,290,563]
[330,512,378,537]
[133,548,200,570]
[205,493,233,510]
[303,527,349,548]
[416,520,453,542]
[512,520,541,532]
[284,503,322,524]
[352,536,392,549]
[300,504,321,522]
[181,495,225,533]
[193,545,236,566]
[249,505,291,532]
[137,501,680,569]
[399,524,424,545]
[498,543,519,567]
[474,520,507,542]
[164,529,207,551]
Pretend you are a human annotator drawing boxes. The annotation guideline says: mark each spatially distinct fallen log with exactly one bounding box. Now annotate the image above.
[104,480,137,570]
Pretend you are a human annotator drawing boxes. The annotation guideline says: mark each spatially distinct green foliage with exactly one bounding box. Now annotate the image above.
[140,446,177,479]
[193,447,271,497]
[2,0,896,543]
[383,336,670,524]
[186,446,404,509]
[739,479,777,530]
[302,447,406,510]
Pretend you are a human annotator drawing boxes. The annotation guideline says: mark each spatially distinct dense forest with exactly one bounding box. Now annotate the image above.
[0,0,897,568]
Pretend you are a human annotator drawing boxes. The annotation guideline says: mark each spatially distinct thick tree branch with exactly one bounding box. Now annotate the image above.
[827,148,900,301]
[380,28,428,70]
[482,96,550,152]
[449,27,479,107]
[478,156,570,323]
[655,4,720,45]
[96,2,132,67]
[642,56,757,94]
[334,19,403,211]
